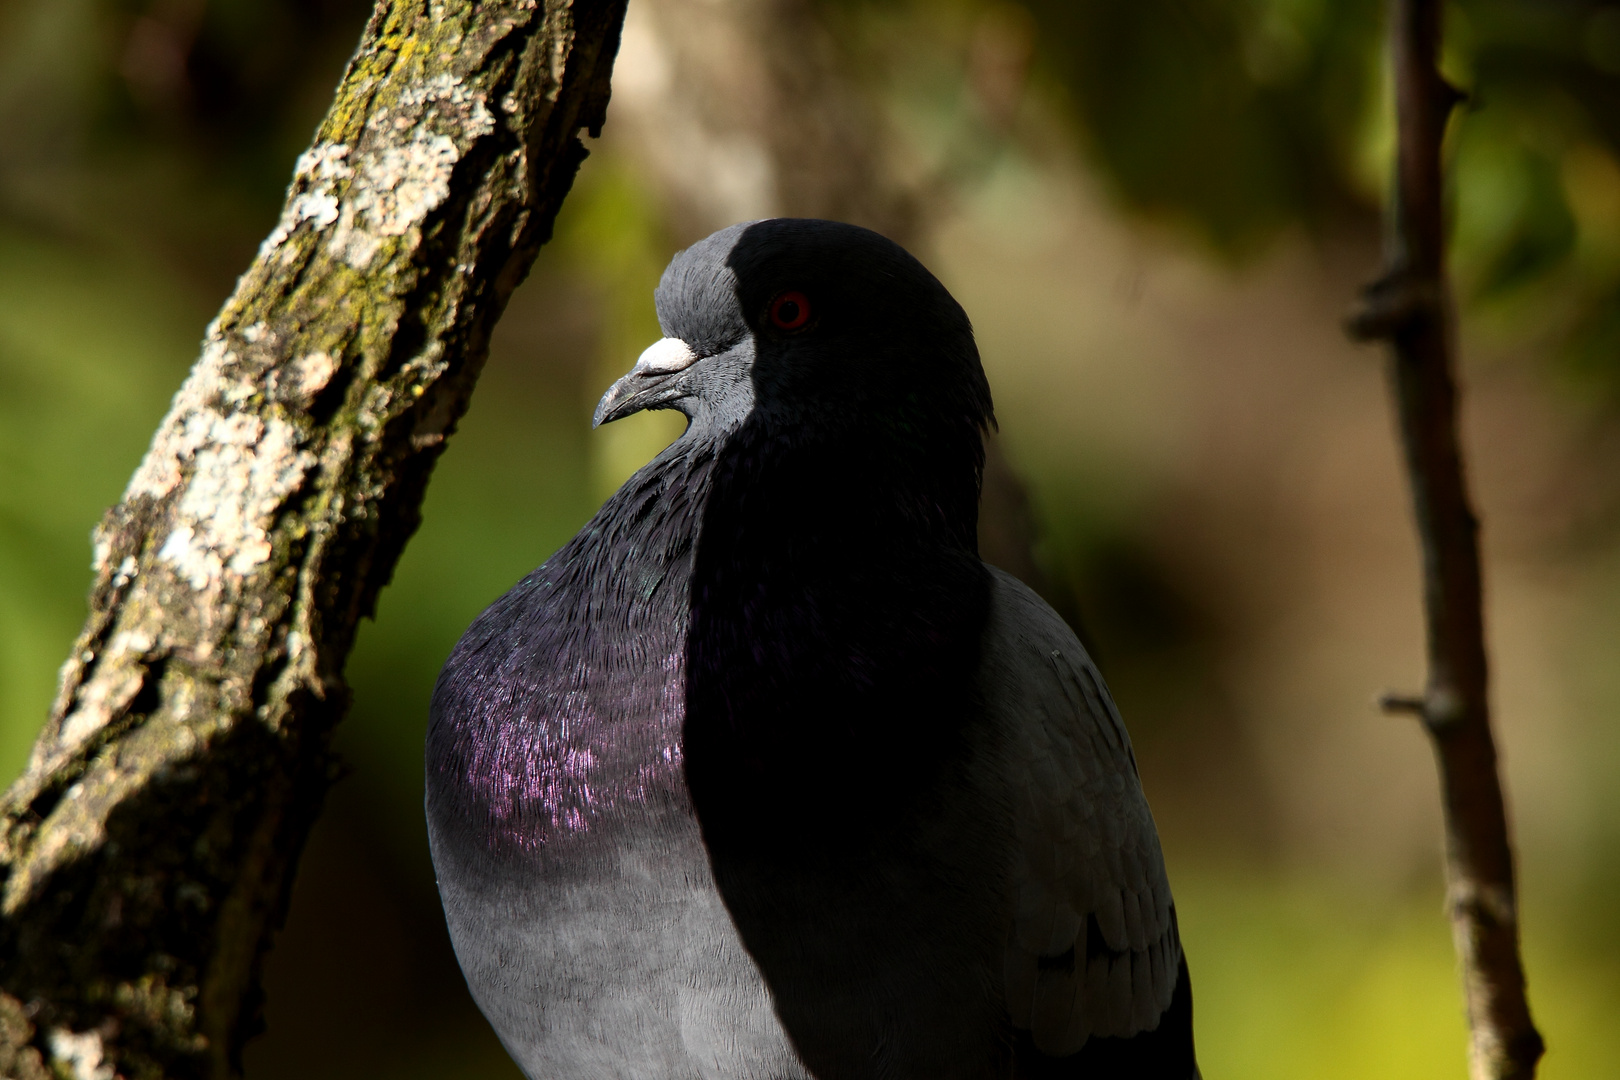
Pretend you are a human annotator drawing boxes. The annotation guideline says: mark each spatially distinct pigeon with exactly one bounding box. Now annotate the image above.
[426,219,1198,1080]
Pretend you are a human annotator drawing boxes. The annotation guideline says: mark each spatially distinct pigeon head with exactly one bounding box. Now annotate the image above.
[593,219,994,449]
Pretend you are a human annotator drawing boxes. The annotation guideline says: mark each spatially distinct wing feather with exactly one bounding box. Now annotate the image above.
[981,567,1182,1056]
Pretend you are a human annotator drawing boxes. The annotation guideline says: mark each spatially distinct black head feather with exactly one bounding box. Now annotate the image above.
[431,218,994,853]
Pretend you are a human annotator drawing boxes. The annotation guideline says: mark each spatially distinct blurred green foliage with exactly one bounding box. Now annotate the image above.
[0,226,204,775]
[1012,0,1620,397]
[3,0,1620,1076]
[1022,0,1385,247]
[555,159,691,501]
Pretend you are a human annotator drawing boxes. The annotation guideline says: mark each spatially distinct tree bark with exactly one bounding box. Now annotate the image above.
[0,1,626,1076]
[1347,0,1543,1077]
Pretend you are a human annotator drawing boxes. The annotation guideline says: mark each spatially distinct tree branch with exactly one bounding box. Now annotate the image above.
[0,1,627,1076]
[1348,1,1543,1077]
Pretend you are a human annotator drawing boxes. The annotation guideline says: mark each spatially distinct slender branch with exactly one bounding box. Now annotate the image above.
[1347,1,1543,1077]
[0,2,627,1077]
[1378,691,1429,717]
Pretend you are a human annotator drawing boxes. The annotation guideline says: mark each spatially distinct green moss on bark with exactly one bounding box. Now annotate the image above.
[0,2,627,1076]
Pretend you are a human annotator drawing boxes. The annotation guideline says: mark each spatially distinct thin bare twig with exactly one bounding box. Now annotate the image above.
[1378,692,1428,717]
[1347,1,1543,1077]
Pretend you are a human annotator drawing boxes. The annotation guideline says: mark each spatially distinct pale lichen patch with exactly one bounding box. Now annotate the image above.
[358,385,395,430]
[47,1028,113,1080]
[34,629,158,776]
[156,413,315,591]
[267,351,339,405]
[293,351,339,398]
[325,74,496,268]
[330,130,457,267]
[365,132,463,237]
[91,532,112,574]
[127,338,237,502]
[258,142,355,261]
[57,665,146,756]
[396,72,496,133]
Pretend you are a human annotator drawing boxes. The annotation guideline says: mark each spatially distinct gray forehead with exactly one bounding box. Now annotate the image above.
[653,223,753,357]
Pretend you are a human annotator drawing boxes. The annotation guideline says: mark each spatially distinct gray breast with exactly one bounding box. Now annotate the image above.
[427,563,1184,1079]
[428,805,810,1080]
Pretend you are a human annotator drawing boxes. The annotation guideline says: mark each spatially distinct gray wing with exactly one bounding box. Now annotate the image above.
[981,567,1182,1056]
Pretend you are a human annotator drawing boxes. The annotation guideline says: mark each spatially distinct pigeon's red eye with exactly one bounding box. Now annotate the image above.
[769,291,812,331]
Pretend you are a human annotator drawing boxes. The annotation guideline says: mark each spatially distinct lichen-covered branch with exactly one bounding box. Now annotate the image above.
[1347,1,1542,1077]
[0,2,626,1076]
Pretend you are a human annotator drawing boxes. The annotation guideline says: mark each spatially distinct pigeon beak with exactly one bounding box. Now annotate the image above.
[593,337,701,428]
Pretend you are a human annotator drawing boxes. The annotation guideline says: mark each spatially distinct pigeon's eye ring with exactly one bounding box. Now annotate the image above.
[768,291,812,332]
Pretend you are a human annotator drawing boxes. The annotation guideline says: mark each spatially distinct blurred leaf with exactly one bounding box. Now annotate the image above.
[1020,0,1384,252]
[1454,126,1577,298]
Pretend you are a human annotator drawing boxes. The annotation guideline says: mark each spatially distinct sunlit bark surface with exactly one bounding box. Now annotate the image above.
[0,2,625,1076]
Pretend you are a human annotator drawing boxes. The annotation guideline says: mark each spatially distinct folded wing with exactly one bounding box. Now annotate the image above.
[981,568,1182,1056]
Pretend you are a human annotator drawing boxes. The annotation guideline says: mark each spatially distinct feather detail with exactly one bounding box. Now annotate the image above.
[982,567,1182,1045]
